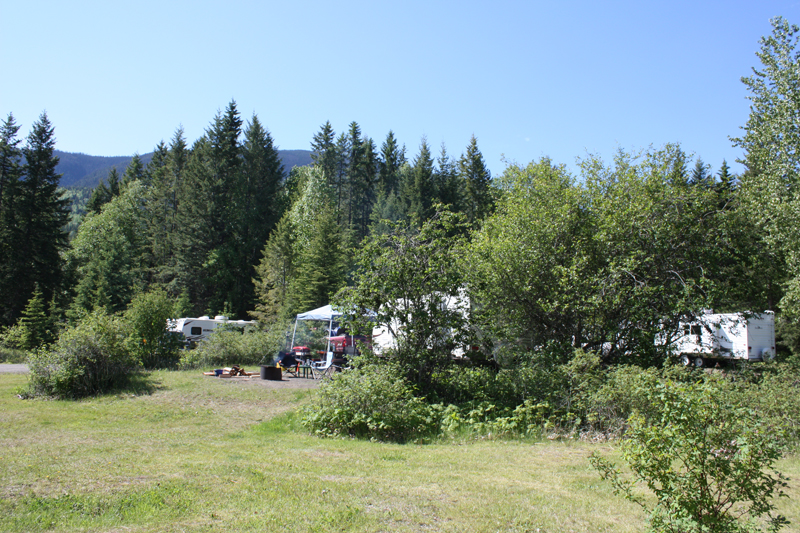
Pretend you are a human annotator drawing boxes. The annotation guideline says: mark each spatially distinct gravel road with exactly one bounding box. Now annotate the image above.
[0,364,29,373]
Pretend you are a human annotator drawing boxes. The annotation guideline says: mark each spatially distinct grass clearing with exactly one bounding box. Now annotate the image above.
[1,371,798,532]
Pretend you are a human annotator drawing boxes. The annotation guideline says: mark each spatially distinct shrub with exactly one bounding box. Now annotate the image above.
[24,310,140,399]
[590,377,789,533]
[178,325,283,369]
[302,361,438,443]
[124,289,183,369]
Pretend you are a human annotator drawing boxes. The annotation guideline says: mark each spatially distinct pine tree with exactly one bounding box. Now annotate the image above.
[18,284,52,350]
[667,146,690,187]
[690,158,713,188]
[86,168,120,214]
[378,130,404,196]
[311,121,338,185]
[459,135,493,226]
[288,205,345,315]
[405,137,436,226]
[252,215,296,322]
[122,153,144,188]
[229,114,285,317]
[716,159,736,209]
[13,113,70,322]
[0,114,23,325]
[434,143,461,212]
[0,113,21,215]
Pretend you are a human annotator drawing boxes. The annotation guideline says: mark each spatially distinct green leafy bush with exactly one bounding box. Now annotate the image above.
[178,325,283,369]
[124,289,183,369]
[302,362,438,443]
[24,310,140,399]
[590,377,789,533]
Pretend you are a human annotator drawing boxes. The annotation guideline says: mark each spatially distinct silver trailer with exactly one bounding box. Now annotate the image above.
[673,311,776,367]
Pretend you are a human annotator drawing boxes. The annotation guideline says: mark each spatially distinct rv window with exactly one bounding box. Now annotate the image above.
[690,325,702,336]
[683,325,690,335]
[191,327,202,336]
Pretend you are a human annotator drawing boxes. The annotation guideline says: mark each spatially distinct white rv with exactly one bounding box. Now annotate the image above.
[371,291,472,357]
[168,316,254,344]
[672,311,776,367]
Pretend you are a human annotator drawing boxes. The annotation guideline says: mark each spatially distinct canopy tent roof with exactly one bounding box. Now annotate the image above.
[296,304,340,322]
[295,304,376,322]
[290,304,375,357]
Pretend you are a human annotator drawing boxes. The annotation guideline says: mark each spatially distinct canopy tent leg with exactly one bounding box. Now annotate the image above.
[289,319,299,353]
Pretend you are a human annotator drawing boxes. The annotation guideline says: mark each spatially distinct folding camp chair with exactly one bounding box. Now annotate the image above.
[311,352,339,379]
[277,352,300,378]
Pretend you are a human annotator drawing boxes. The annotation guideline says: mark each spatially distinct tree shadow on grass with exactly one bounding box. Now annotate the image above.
[109,371,165,397]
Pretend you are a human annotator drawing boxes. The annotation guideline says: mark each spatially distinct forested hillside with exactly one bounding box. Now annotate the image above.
[55,149,312,189]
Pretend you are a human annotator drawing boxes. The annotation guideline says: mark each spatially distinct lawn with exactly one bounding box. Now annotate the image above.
[1,370,798,532]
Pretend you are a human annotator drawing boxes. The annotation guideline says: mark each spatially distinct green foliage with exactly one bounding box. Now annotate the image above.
[123,288,183,369]
[467,150,735,365]
[590,378,789,533]
[24,310,140,399]
[0,112,69,328]
[252,215,296,323]
[302,362,438,443]
[732,17,800,328]
[178,324,284,369]
[335,208,473,392]
[67,181,148,315]
[458,134,493,226]
[17,284,55,350]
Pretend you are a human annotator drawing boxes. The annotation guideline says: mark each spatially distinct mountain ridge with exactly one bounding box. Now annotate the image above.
[55,149,314,189]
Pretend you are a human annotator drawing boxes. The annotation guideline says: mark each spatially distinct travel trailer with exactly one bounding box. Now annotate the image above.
[168,316,254,344]
[371,291,473,357]
[672,311,776,367]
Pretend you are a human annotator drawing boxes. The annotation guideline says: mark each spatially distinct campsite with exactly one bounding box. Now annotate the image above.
[5,10,800,533]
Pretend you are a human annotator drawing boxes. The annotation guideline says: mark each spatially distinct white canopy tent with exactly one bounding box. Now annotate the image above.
[289,304,375,357]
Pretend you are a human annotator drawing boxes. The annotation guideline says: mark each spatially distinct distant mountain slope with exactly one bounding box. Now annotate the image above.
[55,149,313,189]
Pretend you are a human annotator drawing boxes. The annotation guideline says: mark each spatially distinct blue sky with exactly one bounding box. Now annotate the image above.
[2,0,799,178]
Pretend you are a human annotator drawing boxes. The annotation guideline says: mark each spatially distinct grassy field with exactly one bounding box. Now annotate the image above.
[1,370,799,532]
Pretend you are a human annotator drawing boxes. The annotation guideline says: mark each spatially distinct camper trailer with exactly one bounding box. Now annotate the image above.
[371,291,472,357]
[168,316,254,344]
[672,311,776,367]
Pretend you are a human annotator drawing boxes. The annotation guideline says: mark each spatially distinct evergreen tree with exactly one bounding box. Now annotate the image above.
[13,113,70,323]
[288,205,345,315]
[122,153,145,188]
[690,157,713,188]
[0,114,23,325]
[311,121,338,185]
[86,168,120,214]
[333,132,351,222]
[407,137,436,226]
[18,284,53,350]
[458,135,493,226]
[434,143,461,212]
[715,159,736,209]
[252,215,296,322]
[345,122,366,230]
[228,114,285,317]
[667,146,690,187]
[0,113,21,215]
[148,130,187,291]
[378,130,404,196]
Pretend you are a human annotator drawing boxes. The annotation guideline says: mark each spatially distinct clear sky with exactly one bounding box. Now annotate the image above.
[2,0,799,178]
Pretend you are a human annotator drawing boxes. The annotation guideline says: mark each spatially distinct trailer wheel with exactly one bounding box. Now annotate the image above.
[694,356,705,368]
[680,354,691,366]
